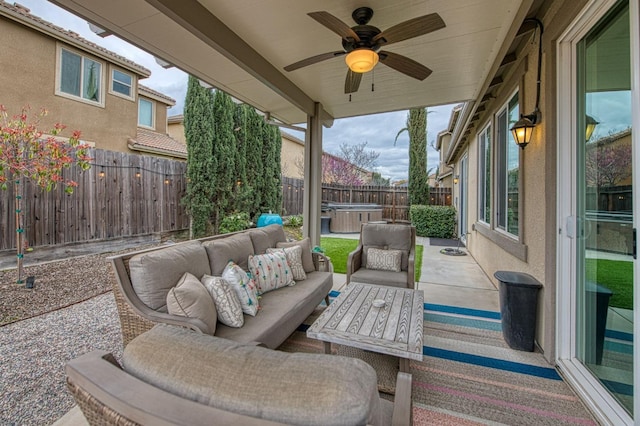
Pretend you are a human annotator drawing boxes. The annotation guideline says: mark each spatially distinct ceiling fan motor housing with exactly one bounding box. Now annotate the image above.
[342,25,382,52]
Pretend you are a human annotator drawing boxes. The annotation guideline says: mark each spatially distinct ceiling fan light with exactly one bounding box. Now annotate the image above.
[345,49,379,73]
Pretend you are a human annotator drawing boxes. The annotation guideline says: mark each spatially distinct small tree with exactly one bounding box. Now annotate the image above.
[0,105,90,284]
[395,108,430,205]
[183,76,215,238]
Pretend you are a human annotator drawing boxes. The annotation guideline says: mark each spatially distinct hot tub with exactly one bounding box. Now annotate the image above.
[324,203,384,233]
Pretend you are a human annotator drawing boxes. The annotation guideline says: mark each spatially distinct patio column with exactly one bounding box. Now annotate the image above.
[303,102,323,246]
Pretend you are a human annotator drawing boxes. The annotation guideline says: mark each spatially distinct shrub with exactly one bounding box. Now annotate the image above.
[410,205,456,238]
[219,212,252,234]
[286,215,303,227]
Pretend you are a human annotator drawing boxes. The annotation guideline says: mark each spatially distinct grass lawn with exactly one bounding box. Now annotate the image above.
[585,258,633,310]
[320,237,424,282]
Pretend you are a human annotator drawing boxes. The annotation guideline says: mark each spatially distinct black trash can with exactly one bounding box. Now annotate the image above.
[586,281,613,365]
[494,271,543,352]
[320,216,331,234]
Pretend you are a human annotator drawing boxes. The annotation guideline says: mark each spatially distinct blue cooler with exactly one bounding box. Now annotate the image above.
[257,213,283,227]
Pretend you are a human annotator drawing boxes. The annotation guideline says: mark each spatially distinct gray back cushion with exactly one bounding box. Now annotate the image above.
[203,233,254,276]
[249,225,287,254]
[124,325,381,426]
[361,223,413,270]
[129,241,211,310]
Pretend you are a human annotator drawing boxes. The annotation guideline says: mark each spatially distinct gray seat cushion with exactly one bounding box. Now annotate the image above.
[351,268,409,288]
[129,241,211,310]
[124,324,382,426]
[215,271,332,348]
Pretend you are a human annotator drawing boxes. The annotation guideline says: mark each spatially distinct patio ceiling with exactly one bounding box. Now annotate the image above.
[50,0,530,126]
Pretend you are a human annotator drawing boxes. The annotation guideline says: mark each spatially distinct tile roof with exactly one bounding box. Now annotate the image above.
[0,1,150,77]
[129,128,186,158]
[139,84,176,106]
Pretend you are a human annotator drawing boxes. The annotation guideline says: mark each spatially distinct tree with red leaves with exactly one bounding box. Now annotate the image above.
[0,105,91,284]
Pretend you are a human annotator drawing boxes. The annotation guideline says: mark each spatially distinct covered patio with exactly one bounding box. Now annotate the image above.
[48,0,534,246]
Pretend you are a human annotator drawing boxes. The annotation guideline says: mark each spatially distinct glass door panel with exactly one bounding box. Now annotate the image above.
[576,0,634,415]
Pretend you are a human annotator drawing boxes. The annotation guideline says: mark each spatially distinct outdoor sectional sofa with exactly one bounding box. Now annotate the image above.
[108,224,333,348]
[66,324,412,425]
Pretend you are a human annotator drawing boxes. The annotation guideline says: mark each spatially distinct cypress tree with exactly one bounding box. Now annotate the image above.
[232,103,250,214]
[395,108,430,205]
[261,123,282,214]
[182,76,215,238]
[244,107,264,221]
[211,90,237,232]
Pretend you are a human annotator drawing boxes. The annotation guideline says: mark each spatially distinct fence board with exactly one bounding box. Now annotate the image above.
[0,148,189,250]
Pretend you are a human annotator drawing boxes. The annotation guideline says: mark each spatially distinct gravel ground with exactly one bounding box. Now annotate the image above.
[0,244,161,425]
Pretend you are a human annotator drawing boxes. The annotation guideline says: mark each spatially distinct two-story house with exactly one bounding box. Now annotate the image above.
[0,1,182,159]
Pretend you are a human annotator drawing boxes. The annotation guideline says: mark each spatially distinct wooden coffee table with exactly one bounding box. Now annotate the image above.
[307,282,424,372]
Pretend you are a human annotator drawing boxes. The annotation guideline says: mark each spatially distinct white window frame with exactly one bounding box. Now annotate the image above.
[495,90,520,238]
[138,97,155,129]
[109,67,134,100]
[54,44,105,107]
[556,0,637,424]
[478,123,492,224]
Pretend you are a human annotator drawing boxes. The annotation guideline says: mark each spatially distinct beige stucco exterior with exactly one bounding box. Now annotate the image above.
[441,0,590,361]
[167,115,186,145]
[280,131,305,178]
[0,6,173,155]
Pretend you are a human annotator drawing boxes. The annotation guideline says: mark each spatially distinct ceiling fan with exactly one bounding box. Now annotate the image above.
[284,7,446,94]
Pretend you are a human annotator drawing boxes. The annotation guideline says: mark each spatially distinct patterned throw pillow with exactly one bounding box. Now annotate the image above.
[366,248,403,272]
[248,251,295,294]
[166,272,218,335]
[201,275,244,328]
[222,261,259,316]
[267,245,306,281]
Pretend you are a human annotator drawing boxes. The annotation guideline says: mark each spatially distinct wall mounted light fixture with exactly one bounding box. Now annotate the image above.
[453,175,459,184]
[585,114,599,141]
[510,18,544,149]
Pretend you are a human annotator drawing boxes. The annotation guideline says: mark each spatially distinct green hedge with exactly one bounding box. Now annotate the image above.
[410,205,456,238]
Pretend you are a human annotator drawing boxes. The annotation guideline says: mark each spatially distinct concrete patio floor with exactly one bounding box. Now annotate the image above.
[53,233,498,425]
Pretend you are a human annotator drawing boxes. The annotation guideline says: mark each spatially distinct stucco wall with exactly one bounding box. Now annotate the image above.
[167,121,186,145]
[458,0,589,360]
[1,17,140,152]
[281,134,304,178]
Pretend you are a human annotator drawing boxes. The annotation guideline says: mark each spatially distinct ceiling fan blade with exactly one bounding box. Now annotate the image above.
[344,69,362,94]
[379,51,432,80]
[373,13,445,46]
[308,11,361,42]
[284,51,346,72]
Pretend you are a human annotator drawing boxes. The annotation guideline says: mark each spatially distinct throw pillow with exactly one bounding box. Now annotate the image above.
[201,275,244,328]
[222,261,259,316]
[366,248,402,272]
[248,251,295,294]
[166,272,218,335]
[267,245,306,281]
[276,237,314,273]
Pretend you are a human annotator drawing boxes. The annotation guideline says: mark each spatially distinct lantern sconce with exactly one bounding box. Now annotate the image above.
[585,114,599,141]
[453,175,459,185]
[510,18,544,149]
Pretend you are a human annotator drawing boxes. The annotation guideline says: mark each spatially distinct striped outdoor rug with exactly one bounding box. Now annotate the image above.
[279,292,598,426]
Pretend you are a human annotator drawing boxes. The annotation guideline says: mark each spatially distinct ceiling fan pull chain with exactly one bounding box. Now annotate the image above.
[372,68,375,92]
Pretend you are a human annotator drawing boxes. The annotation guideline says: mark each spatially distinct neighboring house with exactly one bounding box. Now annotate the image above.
[0,1,181,159]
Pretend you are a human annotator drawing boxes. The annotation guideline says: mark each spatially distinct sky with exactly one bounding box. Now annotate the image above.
[19,0,456,182]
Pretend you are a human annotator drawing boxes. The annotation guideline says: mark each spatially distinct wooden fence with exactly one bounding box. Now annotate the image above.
[281,177,452,222]
[0,148,189,250]
[0,156,452,250]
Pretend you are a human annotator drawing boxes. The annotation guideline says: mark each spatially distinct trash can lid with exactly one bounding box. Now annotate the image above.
[493,271,542,288]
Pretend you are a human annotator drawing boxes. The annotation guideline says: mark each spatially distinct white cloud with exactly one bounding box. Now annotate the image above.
[18,0,455,181]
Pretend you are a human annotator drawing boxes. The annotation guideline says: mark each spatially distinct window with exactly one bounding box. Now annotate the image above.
[496,92,519,236]
[138,98,154,128]
[58,47,102,104]
[111,69,133,98]
[478,124,491,224]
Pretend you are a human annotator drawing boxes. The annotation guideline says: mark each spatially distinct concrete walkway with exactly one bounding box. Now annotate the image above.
[327,232,499,312]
